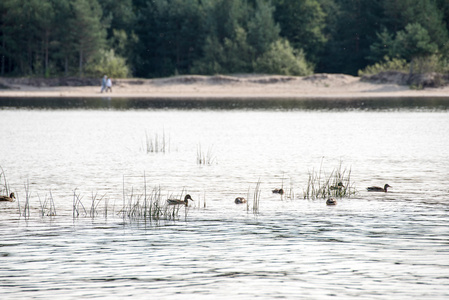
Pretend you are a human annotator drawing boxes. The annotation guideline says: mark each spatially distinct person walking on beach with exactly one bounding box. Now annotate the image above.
[106,77,112,92]
[101,75,107,93]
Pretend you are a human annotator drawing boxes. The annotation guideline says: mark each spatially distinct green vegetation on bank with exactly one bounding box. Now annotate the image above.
[1,0,449,79]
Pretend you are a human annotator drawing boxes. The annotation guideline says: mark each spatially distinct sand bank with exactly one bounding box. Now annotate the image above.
[1,74,449,99]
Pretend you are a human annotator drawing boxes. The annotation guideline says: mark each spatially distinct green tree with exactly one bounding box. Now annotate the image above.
[247,0,280,56]
[71,0,106,77]
[255,39,313,75]
[133,0,205,77]
[273,0,327,63]
[320,0,384,74]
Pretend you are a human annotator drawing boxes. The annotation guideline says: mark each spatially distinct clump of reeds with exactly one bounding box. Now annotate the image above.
[196,144,216,165]
[117,174,191,221]
[0,166,10,196]
[73,189,88,218]
[144,130,170,153]
[303,162,356,199]
[89,191,107,218]
[37,190,57,217]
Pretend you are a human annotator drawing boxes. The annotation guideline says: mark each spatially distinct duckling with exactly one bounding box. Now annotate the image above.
[0,192,15,202]
[234,197,247,204]
[272,188,284,195]
[366,184,392,192]
[167,194,193,206]
[326,197,337,205]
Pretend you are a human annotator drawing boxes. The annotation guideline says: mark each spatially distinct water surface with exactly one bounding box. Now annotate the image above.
[1,98,448,299]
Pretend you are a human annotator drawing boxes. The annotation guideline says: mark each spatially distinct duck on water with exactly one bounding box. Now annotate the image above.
[366,184,392,192]
[167,194,193,206]
[326,197,337,205]
[272,188,284,195]
[0,192,15,202]
[234,197,247,204]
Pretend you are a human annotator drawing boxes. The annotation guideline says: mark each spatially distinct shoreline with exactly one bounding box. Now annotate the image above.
[1,74,449,99]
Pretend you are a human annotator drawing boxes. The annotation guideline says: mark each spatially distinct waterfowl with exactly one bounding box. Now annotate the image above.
[234,197,247,204]
[272,188,284,195]
[366,184,392,192]
[330,182,344,190]
[167,194,193,206]
[0,192,15,202]
[326,197,337,205]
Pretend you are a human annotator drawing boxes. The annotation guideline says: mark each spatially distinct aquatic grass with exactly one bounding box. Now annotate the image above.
[37,190,57,217]
[118,174,191,221]
[144,130,170,153]
[17,180,31,219]
[303,162,356,199]
[0,165,10,196]
[196,144,216,165]
[89,192,107,218]
[253,179,261,214]
[246,179,261,214]
[73,189,88,218]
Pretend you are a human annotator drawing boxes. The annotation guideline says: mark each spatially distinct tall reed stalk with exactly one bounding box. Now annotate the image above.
[145,130,170,153]
[253,180,261,214]
[197,144,216,165]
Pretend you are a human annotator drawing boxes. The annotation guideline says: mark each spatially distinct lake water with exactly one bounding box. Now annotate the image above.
[1,97,449,299]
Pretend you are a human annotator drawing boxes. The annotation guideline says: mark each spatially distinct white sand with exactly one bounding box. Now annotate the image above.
[1,74,449,99]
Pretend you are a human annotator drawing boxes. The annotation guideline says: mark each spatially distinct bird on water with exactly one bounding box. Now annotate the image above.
[167,194,193,206]
[366,184,392,192]
[0,192,15,202]
[272,188,284,195]
[326,197,337,205]
[234,197,247,204]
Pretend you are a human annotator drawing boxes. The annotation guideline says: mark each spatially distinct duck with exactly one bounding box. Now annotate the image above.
[366,184,392,192]
[234,197,247,204]
[272,188,284,195]
[330,182,345,190]
[167,194,193,206]
[326,197,337,205]
[0,192,15,202]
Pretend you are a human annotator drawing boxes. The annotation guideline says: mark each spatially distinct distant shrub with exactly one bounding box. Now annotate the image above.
[359,55,449,76]
[86,49,130,78]
[358,56,409,76]
[254,39,313,76]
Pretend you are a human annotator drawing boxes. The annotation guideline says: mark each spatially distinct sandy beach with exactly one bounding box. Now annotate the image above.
[1,74,449,99]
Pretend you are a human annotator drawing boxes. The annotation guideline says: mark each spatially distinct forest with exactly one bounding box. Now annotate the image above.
[1,0,449,78]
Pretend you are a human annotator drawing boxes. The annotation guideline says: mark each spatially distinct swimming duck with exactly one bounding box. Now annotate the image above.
[234,197,247,204]
[366,184,392,192]
[326,197,337,205]
[167,194,193,206]
[0,192,15,202]
[272,188,284,195]
[330,182,344,190]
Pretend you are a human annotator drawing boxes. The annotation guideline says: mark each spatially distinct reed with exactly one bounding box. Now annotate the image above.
[0,166,10,196]
[37,190,57,217]
[118,174,190,221]
[252,179,261,214]
[303,162,356,199]
[196,144,216,165]
[89,192,106,218]
[73,189,87,218]
[144,130,170,153]
[22,180,31,218]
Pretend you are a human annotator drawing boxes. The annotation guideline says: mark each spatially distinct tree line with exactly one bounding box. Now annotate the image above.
[1,0,448,78]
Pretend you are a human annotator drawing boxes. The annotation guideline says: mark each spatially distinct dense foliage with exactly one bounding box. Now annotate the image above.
[1,0,448,78]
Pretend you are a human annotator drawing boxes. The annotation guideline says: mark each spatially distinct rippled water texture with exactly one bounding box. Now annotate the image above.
[1,98,449,299]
